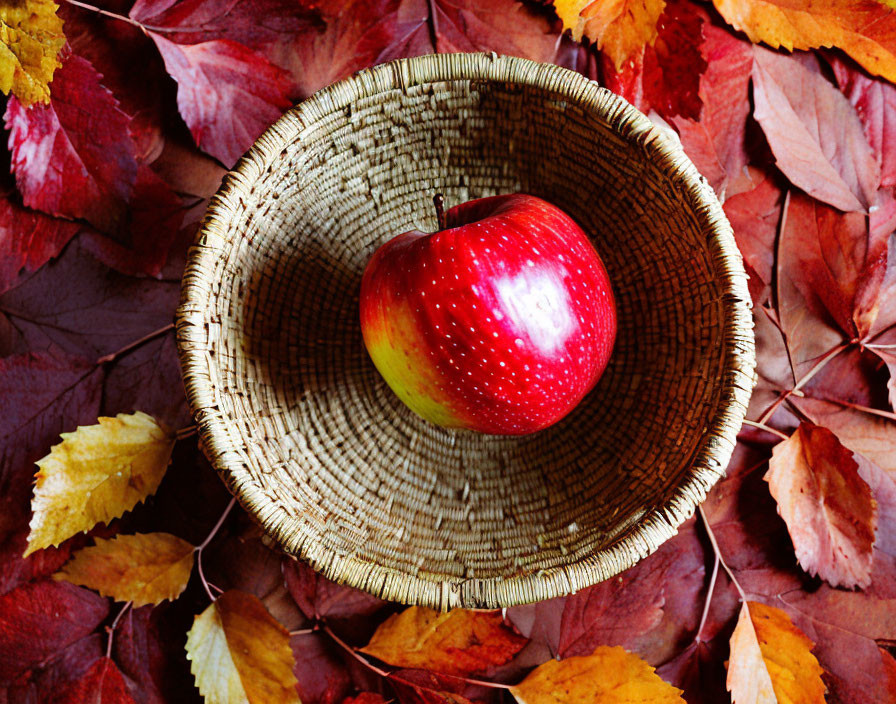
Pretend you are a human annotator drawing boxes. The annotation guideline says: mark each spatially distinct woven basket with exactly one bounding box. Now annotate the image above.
[177,53,755,610]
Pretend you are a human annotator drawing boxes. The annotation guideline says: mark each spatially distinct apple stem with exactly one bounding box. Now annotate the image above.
[433,193,448,231]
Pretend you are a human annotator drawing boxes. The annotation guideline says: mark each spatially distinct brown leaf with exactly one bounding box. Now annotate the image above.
[26,411,175,555]
[0,0,65,105]
[766,423,877,588]
[361,607,526,677]
[54,532,194,607]
[712,0,896,84]
[752,46,879,213]
[510,646,683,704]
[185,590,299,704]
[553,0,665,69]
[727,601,825,704]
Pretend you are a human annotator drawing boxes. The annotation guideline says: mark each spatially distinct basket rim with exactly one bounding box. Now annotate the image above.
[176,52,756,610]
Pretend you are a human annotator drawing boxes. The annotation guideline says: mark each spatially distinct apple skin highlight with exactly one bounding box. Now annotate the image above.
[360,194,617,436]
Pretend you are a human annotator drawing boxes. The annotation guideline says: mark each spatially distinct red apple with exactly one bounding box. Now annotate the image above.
[360,193,616,435]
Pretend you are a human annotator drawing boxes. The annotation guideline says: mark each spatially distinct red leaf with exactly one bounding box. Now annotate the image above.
[291,633,353,704]
[148,34,292,166]
[283,559,386,623]
[766,423,877,588]
[344,694,388,704]
[0,579,109,681]
[5,53,138,232]
[656,639,729,704]
[3,633,104,703]
[672,25,753,198]
[112,606,175,704]
[831,55,896,189]
[55,657,136,704]
[722,168,783,305]
[0,528,75,595]
[602,0,707,122]
[752,46,880,213]
[854,452,896,598]
[0,197,81,294]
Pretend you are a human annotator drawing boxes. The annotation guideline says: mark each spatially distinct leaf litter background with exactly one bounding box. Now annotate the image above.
[2,0,896,702]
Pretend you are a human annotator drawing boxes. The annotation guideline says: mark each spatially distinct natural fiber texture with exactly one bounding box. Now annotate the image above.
[177,53,755,610]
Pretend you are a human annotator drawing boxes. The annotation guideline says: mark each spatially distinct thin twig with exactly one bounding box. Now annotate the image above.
[694,554,719,643]
[194,497,236,602]
[740,419,789,441]
[289,628,316,637]
[698,506,747,603]
[64,0,209,33]
[322,623,391,678]
[96,323,175,365]
[824,398,896,422]
[105,601,132,657]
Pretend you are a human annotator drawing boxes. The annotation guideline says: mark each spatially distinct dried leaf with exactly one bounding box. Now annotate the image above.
[0,579,109,681]
[727,601,826,704]
[26,411,175,555]
[148,34,292,167]
[672,25,753,198]
[55,532,194,606]
[361,607,526,677]
[55,657,137,704]
[185,589,300,704]
[713,0,896,84]
[291,632,353,704]
[5,52,139,233]
[766,423,877,588]
[510,646,683,704]
[0,0,65,105]
[553,0,666,70]
[752,46,879,213]
[283,558,386,623]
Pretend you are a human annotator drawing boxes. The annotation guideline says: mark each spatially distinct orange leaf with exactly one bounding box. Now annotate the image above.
[510,645,683,704]
[766,422,877,588]
[185,590,299,704]
[553,0,666,69]
[727,601,826,704]
[54,532,194,607]
[712,0,896,83]
[26,412,175,556]
[360,607,527,677]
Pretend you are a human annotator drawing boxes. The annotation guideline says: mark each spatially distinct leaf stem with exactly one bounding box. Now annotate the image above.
[175,425,198,440]
[740,419,789,441]
[63,0,204,34]
[322,622,391,678]
[694,554,719,643]
[105,601,132,658]
[194,497,236,602]
[433,193,447,231]
[289,627,316,637]
[698,506,747,603]
[96,322,175,365]
[823,398,896,422]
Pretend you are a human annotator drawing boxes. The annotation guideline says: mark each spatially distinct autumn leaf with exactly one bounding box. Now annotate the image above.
[185,589,300,704]
[5,52,139,233]
[766,423,877,589]
[712,0,896,84]
[601,0,707,122]
[752,46,879,213]
[0,0,65,105]
[553,0,665,70]
[54,532,194,606]
[510,646,683,704]
[55,657,136,704]
[345,694,389,704]
[361,607,527,677]
[25,411,175,556]
[0,195,81,293]
[283,558,385,622]
[147,34,291,167]
[0,579,109,681]
[672,25,753,199]
[727,601,826,704]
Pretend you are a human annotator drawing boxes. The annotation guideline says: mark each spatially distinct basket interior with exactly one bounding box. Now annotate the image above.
[180,56,751,608]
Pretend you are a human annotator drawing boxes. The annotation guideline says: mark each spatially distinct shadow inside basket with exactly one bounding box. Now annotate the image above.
[209,72,727,589]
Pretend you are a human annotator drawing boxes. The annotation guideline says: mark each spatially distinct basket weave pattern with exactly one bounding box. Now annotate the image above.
[177,53,755,610]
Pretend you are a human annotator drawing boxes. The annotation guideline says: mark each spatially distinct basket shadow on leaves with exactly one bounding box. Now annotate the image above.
[177,53,755,610]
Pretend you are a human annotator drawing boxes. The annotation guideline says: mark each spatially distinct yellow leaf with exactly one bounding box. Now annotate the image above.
[510,645,684,704]
[54,532,194,607]
[185,590,299,704]
[552,0,665,69]
[713,0,896,84]
[0,0,65,105]
[360,606,527,677]
[26,412,175,556]
[727,601,826,704]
